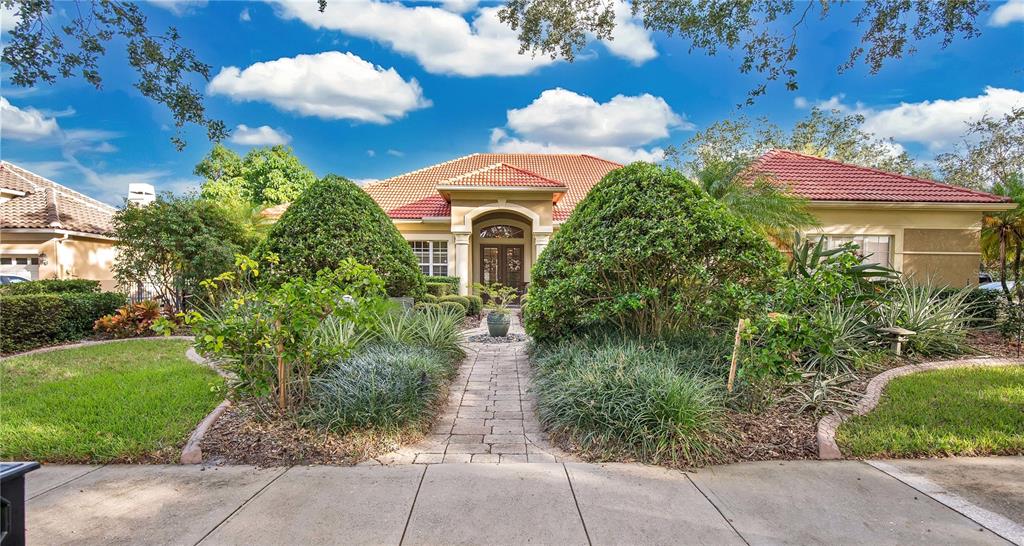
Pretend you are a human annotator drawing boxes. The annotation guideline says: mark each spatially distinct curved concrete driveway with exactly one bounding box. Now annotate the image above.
[25,457,1022,545]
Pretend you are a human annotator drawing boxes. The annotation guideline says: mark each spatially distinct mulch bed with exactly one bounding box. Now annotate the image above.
[720,407,819,462]
[460,314,482,331]
[967,329,1023,358]
[199,403,416,467]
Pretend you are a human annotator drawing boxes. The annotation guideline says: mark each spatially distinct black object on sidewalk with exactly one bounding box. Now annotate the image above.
[1,462,40,546]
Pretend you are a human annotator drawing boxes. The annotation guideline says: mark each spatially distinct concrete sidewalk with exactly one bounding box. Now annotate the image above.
[24,458,1022,545]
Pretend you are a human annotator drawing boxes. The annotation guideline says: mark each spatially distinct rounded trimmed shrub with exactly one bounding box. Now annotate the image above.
[262,175,425,297]
[525,162,782,341]
[414,301,440,312]
[438,301,467,316]
[418,293,438,304]
[466,295,484,316]
[438,295,471,315]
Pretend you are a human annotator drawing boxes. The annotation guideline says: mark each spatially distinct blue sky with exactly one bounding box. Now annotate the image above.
[2,0,1023,204]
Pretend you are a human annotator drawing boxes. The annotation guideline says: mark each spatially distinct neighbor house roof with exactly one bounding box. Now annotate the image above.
[753,149,1010,204]
[363,153,621,221]
[0,161,117,236]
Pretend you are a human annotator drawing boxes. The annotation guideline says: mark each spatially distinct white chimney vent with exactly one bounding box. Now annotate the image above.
[127,183,155,206]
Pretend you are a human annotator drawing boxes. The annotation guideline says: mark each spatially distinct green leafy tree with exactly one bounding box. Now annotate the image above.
[112,194,249,311]
[672,107,929,177]
[525,162,782,341]
[937,107,1024,191]
[980,175,1024,300]
[498,0,987,104]
[261,175,425,297]
[1,0,226,149]
[194,144,318,206]
[695,158,819,242]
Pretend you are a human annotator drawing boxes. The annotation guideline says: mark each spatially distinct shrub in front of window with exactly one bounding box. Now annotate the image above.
[525,162,782,341]
[261,175,425,297]
[430,275,460,291]
[425,282,450,297]
[439,295,471,315]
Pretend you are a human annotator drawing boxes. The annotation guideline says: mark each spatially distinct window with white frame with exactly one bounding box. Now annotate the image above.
[825,235,893,268]
[410,241,448,276]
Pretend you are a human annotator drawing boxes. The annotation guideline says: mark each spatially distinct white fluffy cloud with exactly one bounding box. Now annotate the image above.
[148,1,208,16]
[239,7,251,21]
[605,1,657,65]
[274,2,553,77]
[440,0,478,13]
[208,51,431,124]
[1,98,59,140]
[490,88,689,163]
[796,87,1024,151]
[274,1,656,76]
[229,124,292,146]
[990,0,1024,26]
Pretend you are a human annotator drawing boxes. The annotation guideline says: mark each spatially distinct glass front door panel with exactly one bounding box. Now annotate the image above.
[481,246,500,285]
[480,244,525,294]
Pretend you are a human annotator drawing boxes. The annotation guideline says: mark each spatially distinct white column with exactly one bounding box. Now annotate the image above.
[454,232,471,295]
[533,234,550,262]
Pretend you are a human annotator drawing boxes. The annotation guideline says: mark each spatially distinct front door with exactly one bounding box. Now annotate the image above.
[480,244,525,295]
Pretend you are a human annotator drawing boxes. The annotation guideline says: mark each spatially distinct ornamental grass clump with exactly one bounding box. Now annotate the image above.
[305,307,465,431]
[305,344,450,432]
[532,338,729,466]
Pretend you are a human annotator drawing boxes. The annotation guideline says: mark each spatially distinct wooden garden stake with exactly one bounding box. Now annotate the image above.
[275,319,287,412]
[728,318,747,393]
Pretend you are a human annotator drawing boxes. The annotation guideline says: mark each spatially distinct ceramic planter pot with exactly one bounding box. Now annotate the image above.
[487,312,511,337]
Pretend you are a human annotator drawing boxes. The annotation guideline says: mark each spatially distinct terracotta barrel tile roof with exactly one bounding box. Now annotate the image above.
[387,195,451,219]
[0,161,117,235]
[362,153,621,220]
[752,149,1010,204]
[438,163,567,188]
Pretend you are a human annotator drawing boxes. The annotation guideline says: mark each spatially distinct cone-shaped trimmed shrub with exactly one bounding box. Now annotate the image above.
[524,163,782,341]
[262,175,425,297]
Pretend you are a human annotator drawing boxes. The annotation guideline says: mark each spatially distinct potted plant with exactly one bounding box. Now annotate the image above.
[474,282,518,337]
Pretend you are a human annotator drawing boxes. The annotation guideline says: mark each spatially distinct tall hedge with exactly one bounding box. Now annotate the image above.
[524,162,783,341]
[262,175,425,297]
[0,292,125,353]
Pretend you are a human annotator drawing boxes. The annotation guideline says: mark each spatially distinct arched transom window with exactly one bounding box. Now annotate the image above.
[479,224,524,239]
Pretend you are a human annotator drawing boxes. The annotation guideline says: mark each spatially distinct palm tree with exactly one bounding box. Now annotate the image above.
[694,158,819,243]
[981,174,1024,300]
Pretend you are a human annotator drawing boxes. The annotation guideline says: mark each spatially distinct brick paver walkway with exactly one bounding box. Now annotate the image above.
[371,313,569,465]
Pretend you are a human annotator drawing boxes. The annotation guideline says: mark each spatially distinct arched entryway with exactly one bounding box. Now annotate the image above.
[472,212,531,296]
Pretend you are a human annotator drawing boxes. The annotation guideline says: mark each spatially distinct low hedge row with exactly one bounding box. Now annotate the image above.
[0,279,100,295]
[0,292,125,353]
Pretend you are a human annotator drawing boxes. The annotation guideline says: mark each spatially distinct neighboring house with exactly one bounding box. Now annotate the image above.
[364,151,1014,295]
[0,161,119,290]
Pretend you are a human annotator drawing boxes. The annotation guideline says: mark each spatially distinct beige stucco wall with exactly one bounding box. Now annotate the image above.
[805,204,988,287]
[0,231,118,290]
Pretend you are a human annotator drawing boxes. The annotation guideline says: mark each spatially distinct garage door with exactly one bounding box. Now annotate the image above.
[0,256,40,280]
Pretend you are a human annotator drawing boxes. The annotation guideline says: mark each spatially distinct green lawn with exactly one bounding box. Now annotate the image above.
[1,339,223,463]
[838,366,1024,458]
